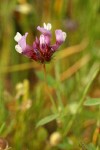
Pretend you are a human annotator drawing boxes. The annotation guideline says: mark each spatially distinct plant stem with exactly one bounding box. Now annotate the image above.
[43,64,46,82]
[42,64,57,113]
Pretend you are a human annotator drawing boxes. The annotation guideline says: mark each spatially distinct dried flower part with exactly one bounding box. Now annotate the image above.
[19,99,32,111]
[0,138,8,150]
[14,23,66,63]
[49,132,62,146]
[15,3,32,14]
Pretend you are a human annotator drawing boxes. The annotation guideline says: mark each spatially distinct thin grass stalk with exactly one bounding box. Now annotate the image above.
[63,64,100,137]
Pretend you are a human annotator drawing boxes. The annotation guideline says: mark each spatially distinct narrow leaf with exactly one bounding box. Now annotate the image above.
[84,98,100,106]
[36,71,57,87]
[36,114,59,127]
[0,123,5,134]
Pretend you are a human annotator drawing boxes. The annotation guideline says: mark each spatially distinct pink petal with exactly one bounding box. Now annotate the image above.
[55,30,66,45]
[18,32,28,50]
[37,26,51,36]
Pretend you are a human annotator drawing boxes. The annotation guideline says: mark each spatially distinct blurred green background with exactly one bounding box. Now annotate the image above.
[0,0,100,149]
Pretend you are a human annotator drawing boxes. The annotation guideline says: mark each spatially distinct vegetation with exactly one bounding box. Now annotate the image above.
[0,0,100,149]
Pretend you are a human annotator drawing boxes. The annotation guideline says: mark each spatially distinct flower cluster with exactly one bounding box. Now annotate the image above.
[14,23,66,63]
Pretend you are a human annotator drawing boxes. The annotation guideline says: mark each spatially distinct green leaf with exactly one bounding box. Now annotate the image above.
[36,71,44,81]
[36,71,57,87]
[36,114,59,127]
[84,98,100,106]
[0,123,5,134]
[47,75,57,87]
[87,143,96,150]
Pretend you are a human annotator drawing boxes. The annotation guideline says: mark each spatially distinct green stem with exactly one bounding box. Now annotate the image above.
[56,90,64,110]
[43,64,57,113]
[43,64,46,82]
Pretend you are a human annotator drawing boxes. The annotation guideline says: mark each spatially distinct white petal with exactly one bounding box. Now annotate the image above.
[62,32,67,41]
[14,32,22,42]
[15,44,22,53]
[43,23,47,29]
[47,23,52,30]
[43,22,52,30]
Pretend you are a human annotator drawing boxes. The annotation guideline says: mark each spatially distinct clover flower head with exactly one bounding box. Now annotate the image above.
[14,23,66,63]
